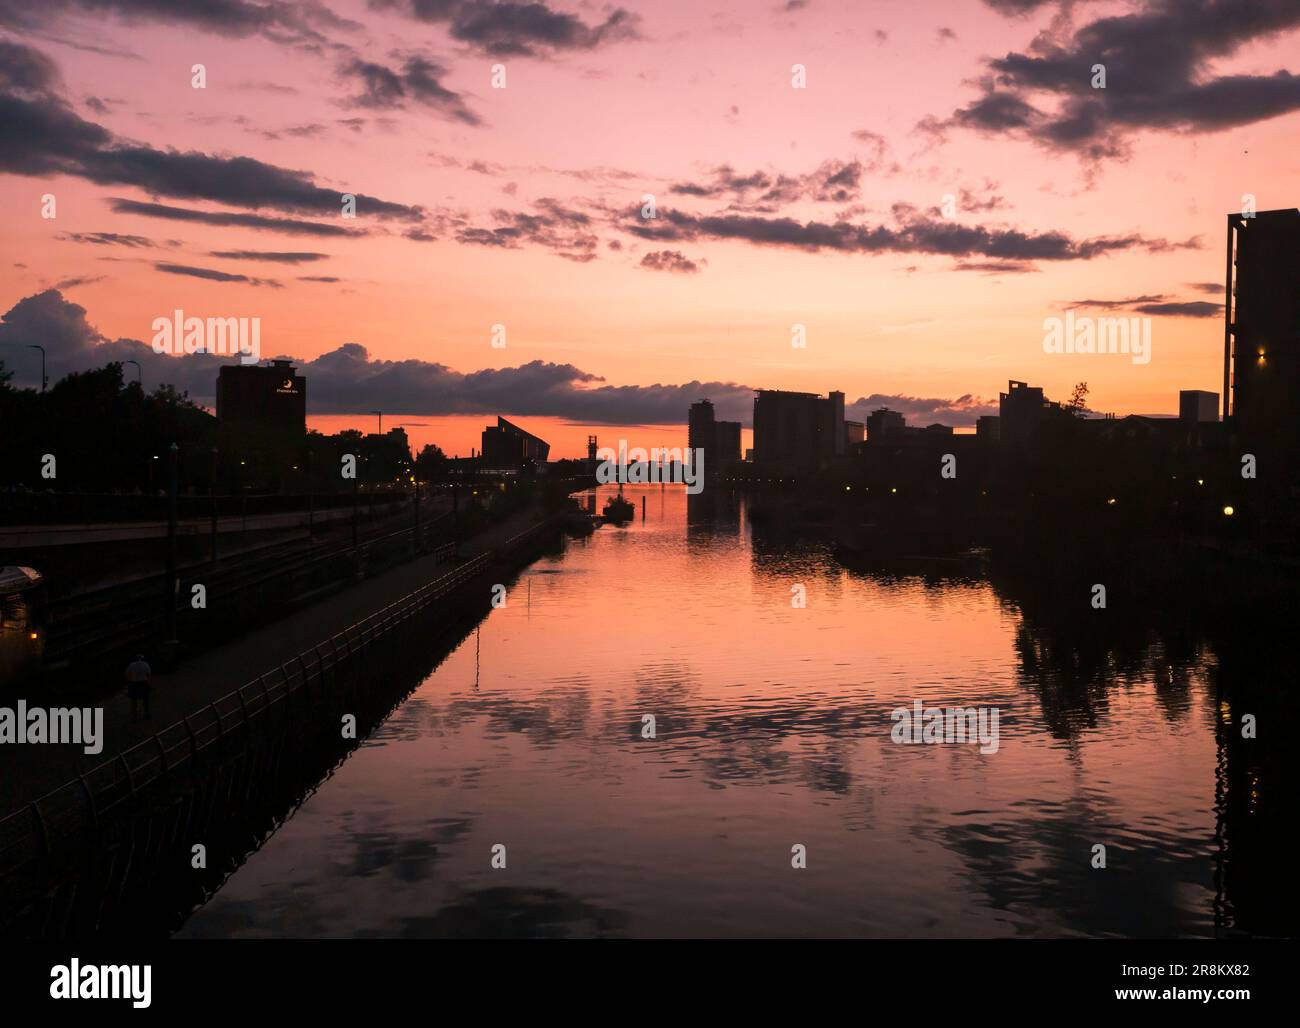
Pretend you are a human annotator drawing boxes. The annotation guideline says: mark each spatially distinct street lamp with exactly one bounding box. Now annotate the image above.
[122,359,142,388]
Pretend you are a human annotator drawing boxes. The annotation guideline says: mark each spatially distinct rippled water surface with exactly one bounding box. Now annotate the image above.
[181,486,1238,938]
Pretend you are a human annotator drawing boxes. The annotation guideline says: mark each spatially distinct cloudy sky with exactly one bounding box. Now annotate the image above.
[2,0,1298,454]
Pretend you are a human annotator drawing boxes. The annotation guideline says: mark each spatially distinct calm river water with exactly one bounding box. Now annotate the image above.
[180,485,1276,938]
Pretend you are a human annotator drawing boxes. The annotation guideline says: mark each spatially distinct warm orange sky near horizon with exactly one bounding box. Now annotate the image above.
[3,0,1299,449]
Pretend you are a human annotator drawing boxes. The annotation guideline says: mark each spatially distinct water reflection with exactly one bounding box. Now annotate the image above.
[180,485,1298,938]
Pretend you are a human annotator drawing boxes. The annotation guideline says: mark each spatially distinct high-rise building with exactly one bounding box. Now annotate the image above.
[752,389,846,466]
[687,399,740,472]
[999,380,1064,444]
[480,416,550,466]
[866,407,905,443]
[845,420,865,446]
[1225,209,1300,436]
[714,420,742,465]
[976,415,1001,444]
[1179,390,1219,424]
[688,399,715,457]
[215,360,306,433]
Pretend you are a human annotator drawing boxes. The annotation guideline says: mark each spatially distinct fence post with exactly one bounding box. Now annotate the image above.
[117,753,135,800]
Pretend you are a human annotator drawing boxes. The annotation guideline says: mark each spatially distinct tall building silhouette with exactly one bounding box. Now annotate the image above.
[215,360,306,433]
[688,399,715,456]
[1225,208,1300,436]
[752,389,845,467]
[688,399,740,471]
[480,416,549,466]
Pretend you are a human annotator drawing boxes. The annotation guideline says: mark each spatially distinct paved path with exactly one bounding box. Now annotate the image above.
[0,504,554,816]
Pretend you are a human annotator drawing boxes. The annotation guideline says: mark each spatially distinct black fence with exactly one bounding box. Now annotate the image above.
[0,489,409,526]
[0,516,562,938]
[43,509,456,670]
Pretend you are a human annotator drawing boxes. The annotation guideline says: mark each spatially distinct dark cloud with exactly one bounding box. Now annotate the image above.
[153,262,281,287]
[258,123,328,141]
[0,41,421,221]
[0,0,360,48]
[59,231,154,247]
[1133,300,1222,317]
[847,393,999,428]
[372,0,641,57]
[4,290,1001,428]
[669,157,884,210]
[340,55,481,125]
[109,198,361,237]
[981,0,1058,13]
[52,274,107,289]
[952,259,1036,274]
[208,250,330,263]
[1072,294,1224,318]
[934,0,1300,159]
[455,198,599,260]
[299,275,341,282]
[621,201,1188,264]
[640,250,701,274]
[0,38,63,94]
[958,181,1008,213]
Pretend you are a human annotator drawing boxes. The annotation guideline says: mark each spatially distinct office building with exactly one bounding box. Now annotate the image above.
[1179,390,1219,425]
[481,416,550,466]
[714,420,742,465]
[215,360,306,433]
[687,399,742,470]
[866,407,905,444]
[976,415,1001,443]
[999,380,1066,444]
[1225,209,1300,435]
[688,399,716,456]
[752,389,846,466]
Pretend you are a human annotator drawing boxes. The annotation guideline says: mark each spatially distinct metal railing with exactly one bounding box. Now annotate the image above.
[0,515,560,927]
[43,510,456,667]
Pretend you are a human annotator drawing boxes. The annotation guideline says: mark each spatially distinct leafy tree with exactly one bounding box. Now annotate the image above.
[1067,381,1090,416]
[415,443,448,481]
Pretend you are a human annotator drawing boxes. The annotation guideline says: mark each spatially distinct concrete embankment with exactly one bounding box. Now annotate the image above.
[0,503,564,816]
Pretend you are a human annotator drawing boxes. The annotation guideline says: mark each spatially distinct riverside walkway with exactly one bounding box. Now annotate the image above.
[0,503,561,816]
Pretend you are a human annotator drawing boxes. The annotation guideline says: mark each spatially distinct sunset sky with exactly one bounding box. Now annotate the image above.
[2,0,1299,456]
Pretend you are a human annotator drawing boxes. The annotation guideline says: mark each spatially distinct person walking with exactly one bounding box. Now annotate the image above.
[125,654,152,720]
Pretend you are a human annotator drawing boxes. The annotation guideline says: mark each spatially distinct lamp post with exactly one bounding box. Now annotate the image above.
[122,359,142,388]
